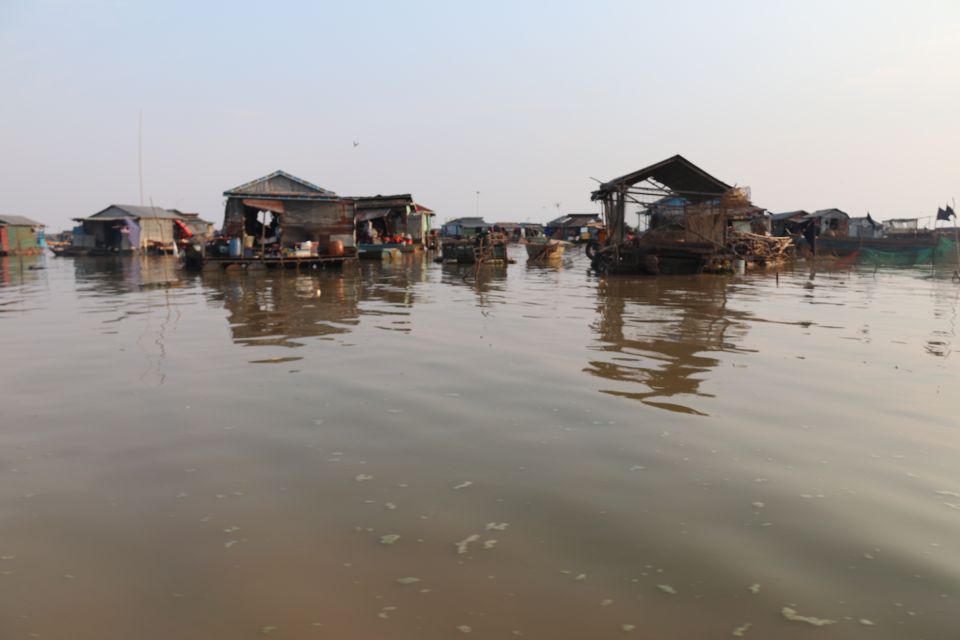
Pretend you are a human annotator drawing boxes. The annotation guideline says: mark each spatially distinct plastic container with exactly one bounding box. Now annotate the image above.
[733,258,746,274]
[229,237,242,257]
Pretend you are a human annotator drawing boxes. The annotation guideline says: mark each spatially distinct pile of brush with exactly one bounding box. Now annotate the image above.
[727,231,794,264]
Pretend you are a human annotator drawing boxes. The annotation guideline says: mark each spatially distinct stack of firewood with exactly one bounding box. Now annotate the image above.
[727,231,794,262]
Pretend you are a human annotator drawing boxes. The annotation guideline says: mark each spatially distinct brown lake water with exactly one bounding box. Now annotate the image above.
[1,249,958,639]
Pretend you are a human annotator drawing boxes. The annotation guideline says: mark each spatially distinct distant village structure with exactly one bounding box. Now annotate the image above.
[70,205,205,255]
[221,170,357,259]
[0,215,46,256]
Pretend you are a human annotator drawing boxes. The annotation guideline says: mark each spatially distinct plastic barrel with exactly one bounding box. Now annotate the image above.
[229,237,242,257]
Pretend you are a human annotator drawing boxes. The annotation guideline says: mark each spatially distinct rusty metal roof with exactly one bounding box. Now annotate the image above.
[594,155,732,202]
[224,170,337,199]
[0,215,44,227]
[79,205,183,221]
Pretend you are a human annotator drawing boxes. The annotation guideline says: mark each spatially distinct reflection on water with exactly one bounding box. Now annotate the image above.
[1,256,958,639]
[586,276,753,415]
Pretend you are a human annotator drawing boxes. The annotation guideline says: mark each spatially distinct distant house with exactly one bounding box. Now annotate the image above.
[0,215,45,256]
[770,211,810,237]
[441,217,488,237]
[221,170,356,257]
[811,208,850,236]
[73,205,185,254]
[884,218,921,234]
[849,215,883,238]
[546,213,602,240]
[353,195,435,245]
[172,211,215,240]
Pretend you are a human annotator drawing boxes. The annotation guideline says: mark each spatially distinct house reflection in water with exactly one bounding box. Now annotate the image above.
[585,276,753,415]
[204,273,360,351]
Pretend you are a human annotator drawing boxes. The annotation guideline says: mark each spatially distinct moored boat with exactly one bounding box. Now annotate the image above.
[524,238,566,261]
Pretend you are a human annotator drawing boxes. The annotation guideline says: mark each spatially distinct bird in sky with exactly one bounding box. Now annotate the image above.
[353,141,360,148]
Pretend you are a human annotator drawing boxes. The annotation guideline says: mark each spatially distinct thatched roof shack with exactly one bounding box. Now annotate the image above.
[222,170,356,255]
[592,155,733,244]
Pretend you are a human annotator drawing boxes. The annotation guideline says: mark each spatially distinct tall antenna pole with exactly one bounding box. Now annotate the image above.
[138,110,144,206]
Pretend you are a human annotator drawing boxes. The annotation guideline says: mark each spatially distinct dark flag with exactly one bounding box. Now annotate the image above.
[938,206,955,221]
[866,212,877,226]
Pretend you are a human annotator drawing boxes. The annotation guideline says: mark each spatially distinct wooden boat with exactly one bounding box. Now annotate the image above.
[524,238,565,261]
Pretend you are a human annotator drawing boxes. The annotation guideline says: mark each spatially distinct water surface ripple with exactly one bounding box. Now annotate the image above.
[0,251,957,639]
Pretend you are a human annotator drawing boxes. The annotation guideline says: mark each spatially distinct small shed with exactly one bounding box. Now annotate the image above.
[770,211,810,237]
[849,215,883,238]
[441,217,488,237]
[884,218,921,234]
[222,170,356,255]
[811,209,850,236]
[0,215,46,256]
[353,194,435,245]
[73,205,186,253]
[546,214,603,240]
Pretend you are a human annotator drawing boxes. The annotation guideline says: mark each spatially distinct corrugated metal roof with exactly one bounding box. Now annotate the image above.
[224,170,336,198]
[594,155,732,202]
[770,210,809,221]
[83,205,183,220]
[0,215,44,227]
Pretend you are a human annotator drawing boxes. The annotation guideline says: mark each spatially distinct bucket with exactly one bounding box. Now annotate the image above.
[243,235,254,249]
[229,237,242,257]
[329,239,345,256]
[733,258,746,274]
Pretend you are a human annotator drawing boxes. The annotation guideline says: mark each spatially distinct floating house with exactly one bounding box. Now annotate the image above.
[186,170,356,270]
[353,194,435,248]
[848,215,883,238]
[546,214,603,241]
[441,217,488,237]
[770,211,810,237]
[810,209,850,236]
[0,215,46,256]
[70,205,185,254]
[590,155,791,274]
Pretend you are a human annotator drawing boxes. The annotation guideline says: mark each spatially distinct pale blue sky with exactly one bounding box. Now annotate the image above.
[1,0,958,229]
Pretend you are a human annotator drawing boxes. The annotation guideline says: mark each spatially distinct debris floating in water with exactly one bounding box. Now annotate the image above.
[380,534,401,545]
[396,577,421,585]
[601,599,613,606]
[859,619,875,626]
[574,573,587,581]
[224,540,240,549]
[935,490,960,498]
[748,583,761,594]
[223,526,240,533]
[751,502,765,509]
[621,624,635,632]
[731,622,752,637]
[629,465,646,471]
[259,625,278,635]
[454,534,480,555]
[384,502,398,510]
[485,522,510,531]
[457,625,472,633]
[355,474,374,482]
[657,584,677,595]
[781,607,837,626]
[453,481,473,490]
[483,539,498,550]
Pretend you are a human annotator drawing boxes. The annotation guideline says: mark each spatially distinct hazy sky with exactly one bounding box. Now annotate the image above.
[1,0,958,230]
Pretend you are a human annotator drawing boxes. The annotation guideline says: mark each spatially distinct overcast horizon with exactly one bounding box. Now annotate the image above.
[1,0,958,231]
